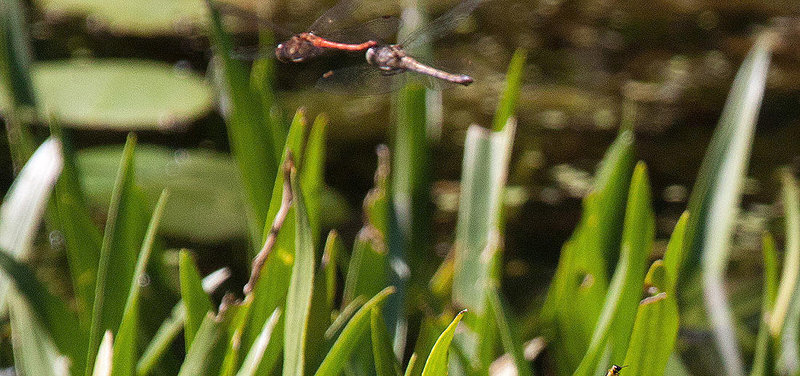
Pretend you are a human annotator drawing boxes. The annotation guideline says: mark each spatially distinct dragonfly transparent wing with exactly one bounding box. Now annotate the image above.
[400,0,482,50]
[321,16,401,45]
[309,0,400,38]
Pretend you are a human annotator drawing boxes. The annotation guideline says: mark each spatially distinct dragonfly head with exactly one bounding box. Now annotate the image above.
[275,36,315,63]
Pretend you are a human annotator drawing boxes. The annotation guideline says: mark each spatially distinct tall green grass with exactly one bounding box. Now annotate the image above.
[0,1,795,376]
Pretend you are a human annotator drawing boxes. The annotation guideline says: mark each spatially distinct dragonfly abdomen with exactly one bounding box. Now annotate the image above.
[401,57,473,86]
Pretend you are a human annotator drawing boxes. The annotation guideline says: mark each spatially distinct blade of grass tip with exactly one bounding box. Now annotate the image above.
[404,353,418,376]
[663,211,689,294]
[488,286,534,376]
[180,250,214,351]
[301,113,328,244]
[372,306,402,376]
[0,138,63,303]
[574,162,654,375]
[492,49,527,132]
[420,310,467,376]
[92,331,113,376]
[112,190,169,376]
[323,231,343,308]
[750,232,778,376]
[315,287,396,376]
[700,33,774,376]
[237,308,281,376]
[8,292,70,376]
[325,295,367,340]
[204,0,278,249]
[621,263,680,376]
[283,169,316,376]
[136,268,231,376]
[342,227,389,307]
[452,120,516,313]
[776,173,800,374]
[86,134,143,375]
[771,171,800,335]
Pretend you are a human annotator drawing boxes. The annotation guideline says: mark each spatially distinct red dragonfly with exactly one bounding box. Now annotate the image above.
[318,0,482,93]
[212,0,399,63]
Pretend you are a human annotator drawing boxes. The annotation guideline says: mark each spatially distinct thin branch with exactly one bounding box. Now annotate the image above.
[244,155,295,295]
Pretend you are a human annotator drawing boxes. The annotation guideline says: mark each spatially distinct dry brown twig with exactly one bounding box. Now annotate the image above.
[243,154,295,295]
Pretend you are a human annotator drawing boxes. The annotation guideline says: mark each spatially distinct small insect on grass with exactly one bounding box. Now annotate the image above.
[606,365,627,376]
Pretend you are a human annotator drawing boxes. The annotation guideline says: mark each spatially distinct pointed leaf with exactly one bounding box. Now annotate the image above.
[112,190,169,376]
[315,287,396,376]
[421,310,467,376]
[180,250,214,350]
[92,331,114,376]
[492,49,527,131]
[237,308,281,376]
[283,171,316,376]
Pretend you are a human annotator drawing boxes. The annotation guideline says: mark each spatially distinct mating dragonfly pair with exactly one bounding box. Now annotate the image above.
[211,0,481,94]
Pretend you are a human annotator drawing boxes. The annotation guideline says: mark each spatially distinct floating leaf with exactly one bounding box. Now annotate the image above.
[37,0,207,36]
[14,60,213,130]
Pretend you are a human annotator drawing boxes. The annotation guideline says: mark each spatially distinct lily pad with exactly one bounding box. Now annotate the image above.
[78,145,247,243]
[28,59,213,130]
[37,0,208,36]
[77,145,352,243]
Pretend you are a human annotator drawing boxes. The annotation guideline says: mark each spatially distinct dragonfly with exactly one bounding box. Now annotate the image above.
[212,0,400,63]
[318,0,482,93]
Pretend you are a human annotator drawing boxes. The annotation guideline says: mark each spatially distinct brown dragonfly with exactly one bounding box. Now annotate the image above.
[212,0,399,63]
[318,0,482,93]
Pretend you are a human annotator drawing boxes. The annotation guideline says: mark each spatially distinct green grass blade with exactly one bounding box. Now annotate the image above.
[771,172,800,337]
[574,162,654,375]
[283,170,316,376]
[136,268,230,376]
[696,34,774,376]
[539,129,635,372]
[621,289,679,376]
[776,172,800,374]
[177,313,228,376]
[302,113,328,244]
[0,250,87,375]
[492,49,527,131]
[452,120,516,313]
[488,286,534,376]
[663,212,689,295]
[0,0,37,108]
[421,310,467,376]
[242,111,308,374]
[750,232,778,376]
[112,190,169,376]
[49,127,103,323]
[204,0,277,248]
[323,231,343,309]
[372,306,401,376]
[179,250,214,350]
[315,287,395,376]
[343,228,389,307]
[238,308,281,376]
[92,331,113,376]
[86,134,145,375]
[391,81,433,284]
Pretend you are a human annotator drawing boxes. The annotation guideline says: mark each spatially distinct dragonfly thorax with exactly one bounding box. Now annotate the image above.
[365,45,406,71]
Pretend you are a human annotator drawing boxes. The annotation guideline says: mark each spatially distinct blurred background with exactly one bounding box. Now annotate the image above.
[1,0,800,372]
